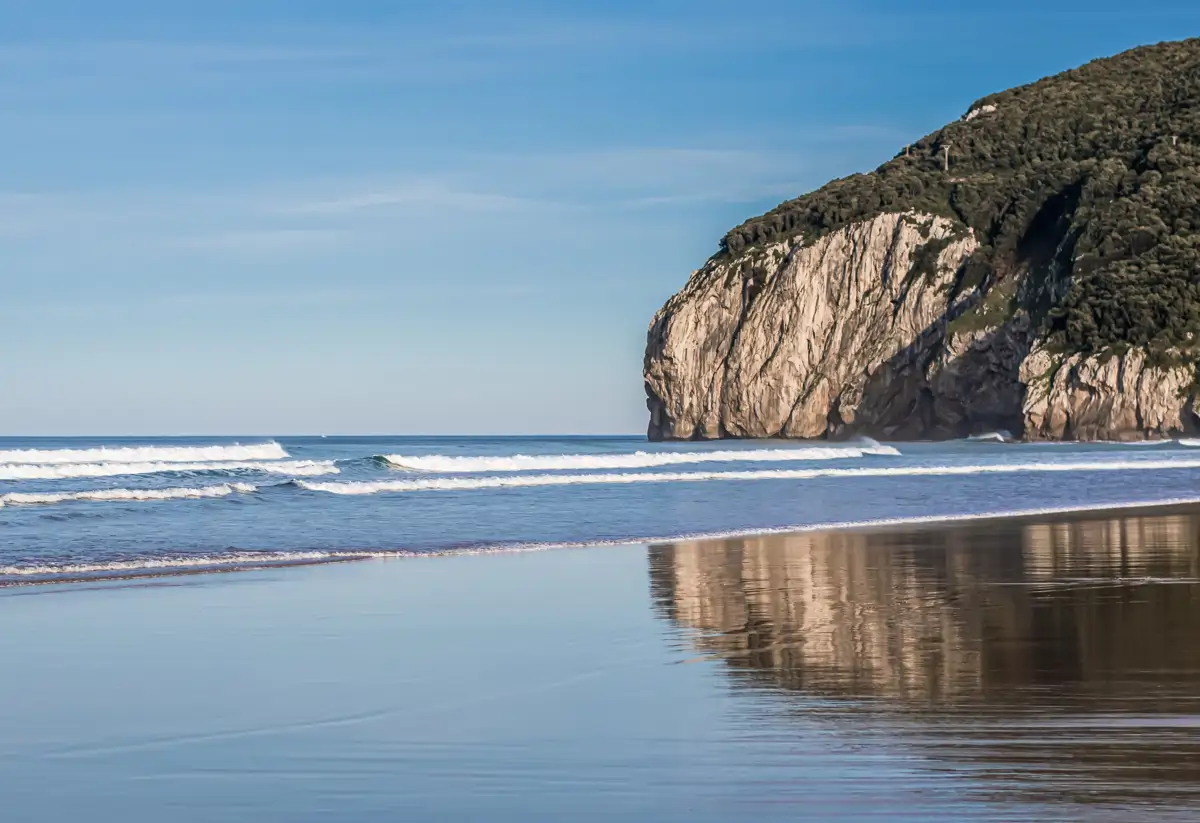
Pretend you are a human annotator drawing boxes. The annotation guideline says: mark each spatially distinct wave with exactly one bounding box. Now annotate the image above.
[966,431,1012,443]
[0,483,257,507]
[383,445,900,473]
[299,457,1200,495]
[1089,439,1173,446]
[0,550,346,580]
[0,460,337,481]
[7,495,1200,585]
[0,441,288,465]
[1075,438,1175,446]
[964,435,1188,447]
[985,438,1177,447]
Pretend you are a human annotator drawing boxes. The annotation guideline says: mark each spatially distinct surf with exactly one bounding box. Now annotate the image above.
[0,441,288,465]
[966,431,1013,443]
[298,456,1200,495]
[7,494,1200,586]
[0,483,257,507]
[0,460,337,480]
[382,444,900,473]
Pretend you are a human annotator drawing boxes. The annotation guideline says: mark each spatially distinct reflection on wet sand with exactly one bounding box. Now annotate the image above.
[649,508,1200,811]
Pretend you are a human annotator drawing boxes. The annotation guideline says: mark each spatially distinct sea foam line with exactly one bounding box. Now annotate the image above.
[6,495,1200,582]
[0,550,341,578]
[0,441,288,465]
[966,431,1013,443]
[0,460,337,480]
[0,483,257,507]
[300,457,1200,495]
[383,445,900,473]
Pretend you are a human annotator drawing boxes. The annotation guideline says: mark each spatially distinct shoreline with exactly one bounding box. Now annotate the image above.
[7,494,1200,591]
[8,480,1200,821]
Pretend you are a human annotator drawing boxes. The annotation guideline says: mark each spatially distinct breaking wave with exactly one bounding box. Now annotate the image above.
[0,550,345,580]
[966,431,1012,443]
[7,495,1200,585]
[299,457,1200,495]
[0,460,337,480]
[0,441,288,465]
[383,445,900,473]
[0,483,257,507]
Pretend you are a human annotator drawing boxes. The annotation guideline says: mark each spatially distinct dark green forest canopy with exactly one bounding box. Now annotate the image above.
[718,38,1200,355]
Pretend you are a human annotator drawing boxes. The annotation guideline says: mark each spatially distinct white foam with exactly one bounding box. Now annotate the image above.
[0,483,257,507]
[1179,439,1200,447]
[0,460,337,480]
[966,432,1011,443]
[301,457,1200,495]
[384,445,900,473]
[7,495,1200,582]
[0,441,288,465]
[0,550,339,578]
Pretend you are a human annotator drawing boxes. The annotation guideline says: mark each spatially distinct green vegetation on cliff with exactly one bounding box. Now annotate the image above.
[718,39,1200,356]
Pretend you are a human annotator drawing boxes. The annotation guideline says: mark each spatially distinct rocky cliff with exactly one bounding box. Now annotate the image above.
[645,39,1200,441]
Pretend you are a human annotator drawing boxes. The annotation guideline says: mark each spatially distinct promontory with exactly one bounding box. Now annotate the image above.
[645,39,1200,441]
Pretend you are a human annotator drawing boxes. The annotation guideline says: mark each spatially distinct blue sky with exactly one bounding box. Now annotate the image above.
[2,0,1198,435]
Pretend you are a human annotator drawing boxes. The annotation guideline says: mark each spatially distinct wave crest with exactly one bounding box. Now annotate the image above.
[8,496,1200,585]
[0,460,337,480]
[966,431,1013,443]
[0,549,340,579]
[0,441,288,465]
[301,457,1200,495]
[383,445,899,473]
[0,483,257,507]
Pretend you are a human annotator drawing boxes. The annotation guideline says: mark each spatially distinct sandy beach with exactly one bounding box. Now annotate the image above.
[10,10,1200,822]
[4,503,1200,821]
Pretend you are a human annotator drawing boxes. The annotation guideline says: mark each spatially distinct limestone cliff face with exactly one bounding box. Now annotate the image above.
[644,212,1198,441]
[1019,347,1196,441]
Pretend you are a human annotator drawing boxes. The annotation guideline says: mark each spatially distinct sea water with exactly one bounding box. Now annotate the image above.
[3,507,1200,821]
[3,434,1200,586]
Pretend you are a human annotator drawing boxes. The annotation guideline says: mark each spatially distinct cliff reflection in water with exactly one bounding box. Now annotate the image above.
[649,508,1200,809]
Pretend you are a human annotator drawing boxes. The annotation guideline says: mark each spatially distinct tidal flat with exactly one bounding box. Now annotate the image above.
[3,505,1199,821]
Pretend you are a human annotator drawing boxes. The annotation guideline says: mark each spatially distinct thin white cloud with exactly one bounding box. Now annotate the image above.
[176,228,347,253]
[0,6,903,101]
[620,183,811,209]
[0,134,891,256]
[285,183,535,216]
[464,146,813,208]
[0,287,378,320]
[0,41,367,67]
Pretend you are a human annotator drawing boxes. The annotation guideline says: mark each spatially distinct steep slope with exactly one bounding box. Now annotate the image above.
[645,39,1200,441]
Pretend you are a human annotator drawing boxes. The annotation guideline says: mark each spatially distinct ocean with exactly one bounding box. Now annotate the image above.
[5,504,1200,821]
[4,433,1200,586]
[5,434,1200,820]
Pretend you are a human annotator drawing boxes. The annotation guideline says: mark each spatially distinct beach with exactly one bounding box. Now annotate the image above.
[11,9,1200,822]
[4,503,1200,822]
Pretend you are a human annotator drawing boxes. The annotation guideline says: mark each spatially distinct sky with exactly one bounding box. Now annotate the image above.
[2,0,1199,435]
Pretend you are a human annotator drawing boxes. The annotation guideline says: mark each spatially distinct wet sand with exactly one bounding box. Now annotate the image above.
[3,504,1200,821]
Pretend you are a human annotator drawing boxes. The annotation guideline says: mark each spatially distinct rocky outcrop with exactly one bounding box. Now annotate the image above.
[644,212,1199,441]
[645,213,977,439]
[1020,346,1196,441]
[645,41,1200,442]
